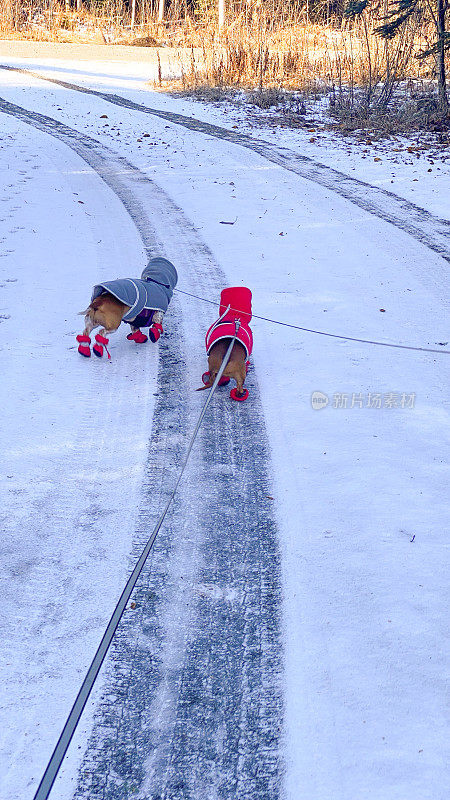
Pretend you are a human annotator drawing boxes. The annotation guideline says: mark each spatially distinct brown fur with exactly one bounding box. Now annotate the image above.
[79,294,131,338]
[198,338,247,396]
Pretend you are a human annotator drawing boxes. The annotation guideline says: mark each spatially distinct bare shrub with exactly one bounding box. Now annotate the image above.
[246,87,286,108]
[331,82,450,135]
[0,0,448,133]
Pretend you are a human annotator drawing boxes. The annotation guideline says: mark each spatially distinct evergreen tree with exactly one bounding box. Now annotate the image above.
[346,0,449,110]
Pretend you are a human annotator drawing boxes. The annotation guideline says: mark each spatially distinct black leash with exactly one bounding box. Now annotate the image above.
[33,327,240,800]
[174,288,450,356]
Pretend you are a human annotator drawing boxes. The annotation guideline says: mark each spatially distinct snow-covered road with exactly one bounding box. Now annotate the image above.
[0,52,449,800]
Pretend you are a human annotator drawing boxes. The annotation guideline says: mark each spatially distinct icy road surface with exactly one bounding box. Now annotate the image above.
[0,52,449,800]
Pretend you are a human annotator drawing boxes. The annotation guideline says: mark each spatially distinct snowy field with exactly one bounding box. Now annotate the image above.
[0,45,449,800]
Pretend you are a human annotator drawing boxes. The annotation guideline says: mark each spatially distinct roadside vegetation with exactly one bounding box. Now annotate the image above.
[1,1,449,135]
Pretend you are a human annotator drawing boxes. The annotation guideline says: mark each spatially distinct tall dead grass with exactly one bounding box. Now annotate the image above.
[0,0,447,107]
[173,6,433,99]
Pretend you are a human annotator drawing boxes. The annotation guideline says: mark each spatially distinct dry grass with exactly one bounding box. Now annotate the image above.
[330,83,450,135]
[170,13,434,94]
[1,0,448,133]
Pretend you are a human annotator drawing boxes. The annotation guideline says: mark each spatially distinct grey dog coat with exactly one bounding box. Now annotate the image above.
[91,257,178,323]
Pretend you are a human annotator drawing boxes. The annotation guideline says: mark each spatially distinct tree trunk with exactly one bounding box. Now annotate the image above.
[383,0,390,87]
[158,0,165,22]
[218,0,225,31]
[436,0,449,110]
[3,0,13,31]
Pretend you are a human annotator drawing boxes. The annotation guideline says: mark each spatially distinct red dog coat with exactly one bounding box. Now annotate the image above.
[205,287,253,359]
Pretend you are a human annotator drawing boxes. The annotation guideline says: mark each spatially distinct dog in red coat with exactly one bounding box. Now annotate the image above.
[199,287,253,401]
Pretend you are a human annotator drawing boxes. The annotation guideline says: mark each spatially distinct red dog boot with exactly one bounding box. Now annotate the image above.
[230,387,249,402]
[127,330,148,344]
[149,322,163,343]
[93,333,111,359]
[76,334,91,358]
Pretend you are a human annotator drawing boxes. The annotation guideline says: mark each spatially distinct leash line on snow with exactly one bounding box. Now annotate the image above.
[174,288,450,355]
[33,328,240,800]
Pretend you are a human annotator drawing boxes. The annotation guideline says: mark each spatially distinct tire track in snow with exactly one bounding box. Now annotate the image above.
[1,64,450,263]
[0,99,283,799]
[0,126,159,800]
